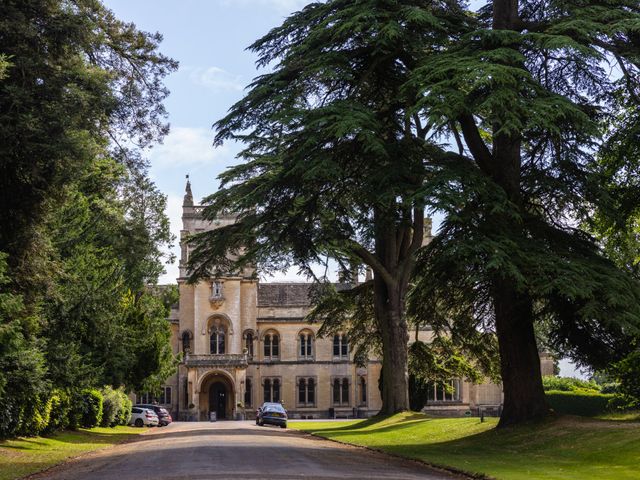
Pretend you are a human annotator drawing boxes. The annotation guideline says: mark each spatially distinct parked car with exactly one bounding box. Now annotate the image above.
[130,407,159,427]
[134,404,172,426]
[256,402,287,428]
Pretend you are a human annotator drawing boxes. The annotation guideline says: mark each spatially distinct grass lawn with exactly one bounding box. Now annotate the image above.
[290,413,640,480]
[0,426,144,480]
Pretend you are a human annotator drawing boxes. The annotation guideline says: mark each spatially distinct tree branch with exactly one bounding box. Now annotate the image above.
[458,114,493,174]
[346,241,396,289]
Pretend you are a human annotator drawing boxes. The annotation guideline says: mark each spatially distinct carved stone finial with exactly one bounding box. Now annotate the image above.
[184,174,194,207]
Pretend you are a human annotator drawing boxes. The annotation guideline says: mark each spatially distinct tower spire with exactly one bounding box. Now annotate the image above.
[183,174,194,207]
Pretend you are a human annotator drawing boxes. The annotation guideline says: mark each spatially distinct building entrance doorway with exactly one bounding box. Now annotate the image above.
[209,382,227,419]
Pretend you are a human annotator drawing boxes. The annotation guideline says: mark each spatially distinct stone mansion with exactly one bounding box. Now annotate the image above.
[145,180,553,421]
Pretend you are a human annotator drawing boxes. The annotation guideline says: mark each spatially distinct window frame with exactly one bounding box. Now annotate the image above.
[331,376,351,406]
[262,376,282,404]
[426,379,462,403]
[298,330,314,361]
[209,326,226,355]
[263,331,280,361]
[296,376,317,407]
[332,334,349,360]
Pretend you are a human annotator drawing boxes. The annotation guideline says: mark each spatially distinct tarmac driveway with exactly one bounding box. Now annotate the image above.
[31,421,461,480]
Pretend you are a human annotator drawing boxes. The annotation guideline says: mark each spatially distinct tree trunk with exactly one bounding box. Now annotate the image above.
[493,277,549,427]
[374,273,410,414]
[486,0,550,428]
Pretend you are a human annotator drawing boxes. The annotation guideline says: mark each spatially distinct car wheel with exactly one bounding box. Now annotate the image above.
[280,424,287,429]
[134,418,144,427]
[258,418,264,426]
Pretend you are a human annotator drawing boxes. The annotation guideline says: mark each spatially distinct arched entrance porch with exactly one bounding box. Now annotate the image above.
[198,371,235,421]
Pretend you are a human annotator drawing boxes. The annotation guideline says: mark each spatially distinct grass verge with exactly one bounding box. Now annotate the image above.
[290,412,640,480]
[0,426,144,480]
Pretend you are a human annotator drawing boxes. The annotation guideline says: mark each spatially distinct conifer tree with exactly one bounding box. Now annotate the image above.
[408,0,640,425]
[189,0,466,413]
[192,1,640,422]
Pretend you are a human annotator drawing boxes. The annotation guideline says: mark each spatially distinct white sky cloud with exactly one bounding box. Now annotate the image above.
[158,193,183,284]
[148,127,231,168]
[186,66,246,92]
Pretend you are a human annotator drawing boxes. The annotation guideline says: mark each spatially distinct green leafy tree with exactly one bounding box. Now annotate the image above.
[0,0,177,436]
[189,0,467,414]
[0,0,176,288]
[408,0,640,425]
[43,156,177,392]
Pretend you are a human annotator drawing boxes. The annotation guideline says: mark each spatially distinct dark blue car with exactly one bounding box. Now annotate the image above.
[256,402,287,428]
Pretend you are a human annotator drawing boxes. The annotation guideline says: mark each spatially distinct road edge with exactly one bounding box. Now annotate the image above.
[285,426,494,480]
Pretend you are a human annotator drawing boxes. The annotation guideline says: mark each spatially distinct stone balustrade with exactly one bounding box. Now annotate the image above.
[184,353,249,368]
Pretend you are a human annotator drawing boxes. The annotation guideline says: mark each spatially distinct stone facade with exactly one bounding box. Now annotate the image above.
[152,180,555,420]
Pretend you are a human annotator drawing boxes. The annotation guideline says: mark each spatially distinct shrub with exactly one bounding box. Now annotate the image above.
[79,389,103,428]
[546,390,614,416]
[118,391,132,425]
[607,394,640,411]
[17,395,53,437]
[67,390,84,430]
[542,376,600,393]
[100,387,122,427]
[44,389,72,433]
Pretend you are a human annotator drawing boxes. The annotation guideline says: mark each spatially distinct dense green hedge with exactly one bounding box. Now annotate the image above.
[546,390,614,416]
[44,389,72,434]
[79,389,103,428]
[542,376,601,393]
[101,387,132,427]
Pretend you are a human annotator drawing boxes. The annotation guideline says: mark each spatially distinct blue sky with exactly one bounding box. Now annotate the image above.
[103,0,314,283]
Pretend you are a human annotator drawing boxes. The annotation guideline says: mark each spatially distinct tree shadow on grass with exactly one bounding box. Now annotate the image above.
[1,438,49,450]
[301,413,431,433]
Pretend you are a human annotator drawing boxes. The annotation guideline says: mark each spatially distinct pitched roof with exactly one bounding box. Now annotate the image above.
[257,283,312,307]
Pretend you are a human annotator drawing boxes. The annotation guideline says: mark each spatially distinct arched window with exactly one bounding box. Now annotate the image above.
[333,334,349,359]
[263,331,279,360]
[245,378,252,407]
[210,326,226,354]
[332,377,350,406]
[299,331,314,360]
[244,331,254,358]
[298,377,315,407]
[181,331,191,353]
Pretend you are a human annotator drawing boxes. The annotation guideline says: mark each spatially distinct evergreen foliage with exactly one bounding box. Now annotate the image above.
[407,0,640,425]
[0,0,177,438]
[546,390,614,417]
[189,0,467,415]
[189,0,640,422]
[79,389,103,429]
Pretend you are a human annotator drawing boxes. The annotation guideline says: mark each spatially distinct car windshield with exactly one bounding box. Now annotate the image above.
[263,403,286,413]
